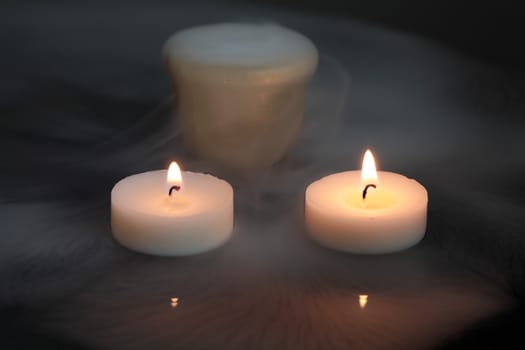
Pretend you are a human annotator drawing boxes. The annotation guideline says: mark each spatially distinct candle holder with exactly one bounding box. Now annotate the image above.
[163,23,318,172]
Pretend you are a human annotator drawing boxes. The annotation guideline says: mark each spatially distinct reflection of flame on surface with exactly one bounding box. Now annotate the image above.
[170,297,179,308]
[359,294,368,309]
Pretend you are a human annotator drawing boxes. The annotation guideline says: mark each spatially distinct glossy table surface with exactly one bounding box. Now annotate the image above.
[1,1,524,349]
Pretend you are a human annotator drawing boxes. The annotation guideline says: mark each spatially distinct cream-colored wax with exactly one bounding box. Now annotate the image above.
[305,171,427,254]
[163,23,318,171]
[111,170,233,256]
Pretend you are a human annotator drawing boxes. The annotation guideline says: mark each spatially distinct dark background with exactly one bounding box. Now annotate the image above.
[5,0,525,70]
[257,0,525,71]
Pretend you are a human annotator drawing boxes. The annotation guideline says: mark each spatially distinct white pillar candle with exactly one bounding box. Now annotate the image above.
[305,150,427,254]
[163,23,318,170]
[111,162,234,256]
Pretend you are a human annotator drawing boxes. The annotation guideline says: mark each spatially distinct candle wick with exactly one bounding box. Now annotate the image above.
[362,184,377,200]
[169,185,181,196]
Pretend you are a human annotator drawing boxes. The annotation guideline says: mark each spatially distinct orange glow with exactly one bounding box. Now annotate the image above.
[359,294,368,309]
[170,297,179,308]
[167,161,183,193]
[361,150,378,186]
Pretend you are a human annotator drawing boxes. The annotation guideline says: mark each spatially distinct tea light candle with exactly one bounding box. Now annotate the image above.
[111,162,234,256]
[305,150,427,254]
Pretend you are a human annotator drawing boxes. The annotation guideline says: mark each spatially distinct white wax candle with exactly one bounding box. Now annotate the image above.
[111,162,234,256]
[305,151,427,254]
[163,23,318,170]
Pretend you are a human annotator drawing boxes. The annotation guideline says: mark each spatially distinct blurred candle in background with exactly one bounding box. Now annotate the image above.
[163,22,318,171]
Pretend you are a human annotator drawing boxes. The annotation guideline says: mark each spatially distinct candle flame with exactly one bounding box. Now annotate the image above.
[359,294,368,309]
[167,161,183,193]
[361,150,378,185]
